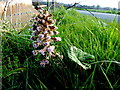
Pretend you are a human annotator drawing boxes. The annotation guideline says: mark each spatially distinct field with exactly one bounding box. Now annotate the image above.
[1,7,120,89]
[75,8,120,14]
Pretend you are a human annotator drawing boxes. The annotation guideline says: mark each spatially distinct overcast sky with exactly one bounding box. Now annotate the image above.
[45,0,119,8]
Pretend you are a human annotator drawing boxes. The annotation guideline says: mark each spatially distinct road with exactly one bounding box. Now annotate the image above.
[76,10,120,23]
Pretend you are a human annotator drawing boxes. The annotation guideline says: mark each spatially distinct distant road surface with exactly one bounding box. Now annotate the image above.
[76,10,120,23]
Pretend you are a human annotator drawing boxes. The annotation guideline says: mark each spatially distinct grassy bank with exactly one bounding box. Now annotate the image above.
[75,8,120,14]
[2,7,120,89]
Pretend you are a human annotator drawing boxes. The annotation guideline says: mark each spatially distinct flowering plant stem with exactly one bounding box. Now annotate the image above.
[30,6,63,66]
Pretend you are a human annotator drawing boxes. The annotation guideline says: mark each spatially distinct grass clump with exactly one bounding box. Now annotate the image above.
[2,7,120,89]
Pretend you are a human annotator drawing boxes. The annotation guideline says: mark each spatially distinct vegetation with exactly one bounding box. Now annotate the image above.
[2,7,120,89]
[75,7,120,14]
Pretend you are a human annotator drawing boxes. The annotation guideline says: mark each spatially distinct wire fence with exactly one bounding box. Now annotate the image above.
[0,0,38,28]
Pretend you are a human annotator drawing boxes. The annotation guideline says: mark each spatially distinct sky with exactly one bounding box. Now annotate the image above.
[55,0,119,8]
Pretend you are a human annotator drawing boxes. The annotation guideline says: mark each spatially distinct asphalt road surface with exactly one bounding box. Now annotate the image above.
[76,10,120,24]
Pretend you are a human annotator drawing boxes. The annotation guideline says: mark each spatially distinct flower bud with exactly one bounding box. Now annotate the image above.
[32,50,38,55]
[42,19,45,24]
[54,31,59,35]
[60,55,63,59]
[54,37,61,41]
[47,17,50,21]
[54,26,58,30]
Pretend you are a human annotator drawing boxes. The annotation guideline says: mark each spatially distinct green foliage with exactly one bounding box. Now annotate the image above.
[2,7,120,89]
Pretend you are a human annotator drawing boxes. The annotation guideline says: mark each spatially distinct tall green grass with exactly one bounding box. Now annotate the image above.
[2,7,120,89]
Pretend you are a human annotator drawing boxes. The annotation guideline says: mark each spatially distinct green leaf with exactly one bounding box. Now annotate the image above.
[68,46,95,70]
[3,67,24,78]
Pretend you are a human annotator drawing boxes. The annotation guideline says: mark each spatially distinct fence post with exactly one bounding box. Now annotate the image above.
[19,3,21,28]
[47,0,49,10]
[10,4,12,23]
[18,3,20,27]
[4,2,7,20]
[52,0,54,11]
[16,2,18,27]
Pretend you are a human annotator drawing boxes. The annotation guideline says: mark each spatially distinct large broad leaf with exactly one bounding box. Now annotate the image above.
[68,46,95,70]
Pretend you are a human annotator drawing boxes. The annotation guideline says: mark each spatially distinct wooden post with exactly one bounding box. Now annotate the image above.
[18,3,20,28]
[47,0,49,10]
[10,4,12,28]
[10,4,12,24]
[52,0,54,11]
[4,2,7,20]
[16,3,18,27]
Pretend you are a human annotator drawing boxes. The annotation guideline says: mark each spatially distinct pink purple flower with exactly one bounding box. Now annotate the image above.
[42,19,45,24]
[47,46,55,52]
[33,43,38,48]
[43,42,50,46]
[38,50,45,55]
[54,31,59,35]
[43,30,48,34]
[40,60,49,67]
[38,34,44,38]
[55,37,61,41]
[46,36,51,40]
[49,31,54,35]
[37,38,42,43]
[30,8,63,61]
[54,26,58,30]
[30,36,33,40]
[32,32,35,36]
[32,50,38,55]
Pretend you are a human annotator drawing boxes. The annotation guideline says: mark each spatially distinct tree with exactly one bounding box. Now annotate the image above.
[96,5,100,9]
[113,8,116,10]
